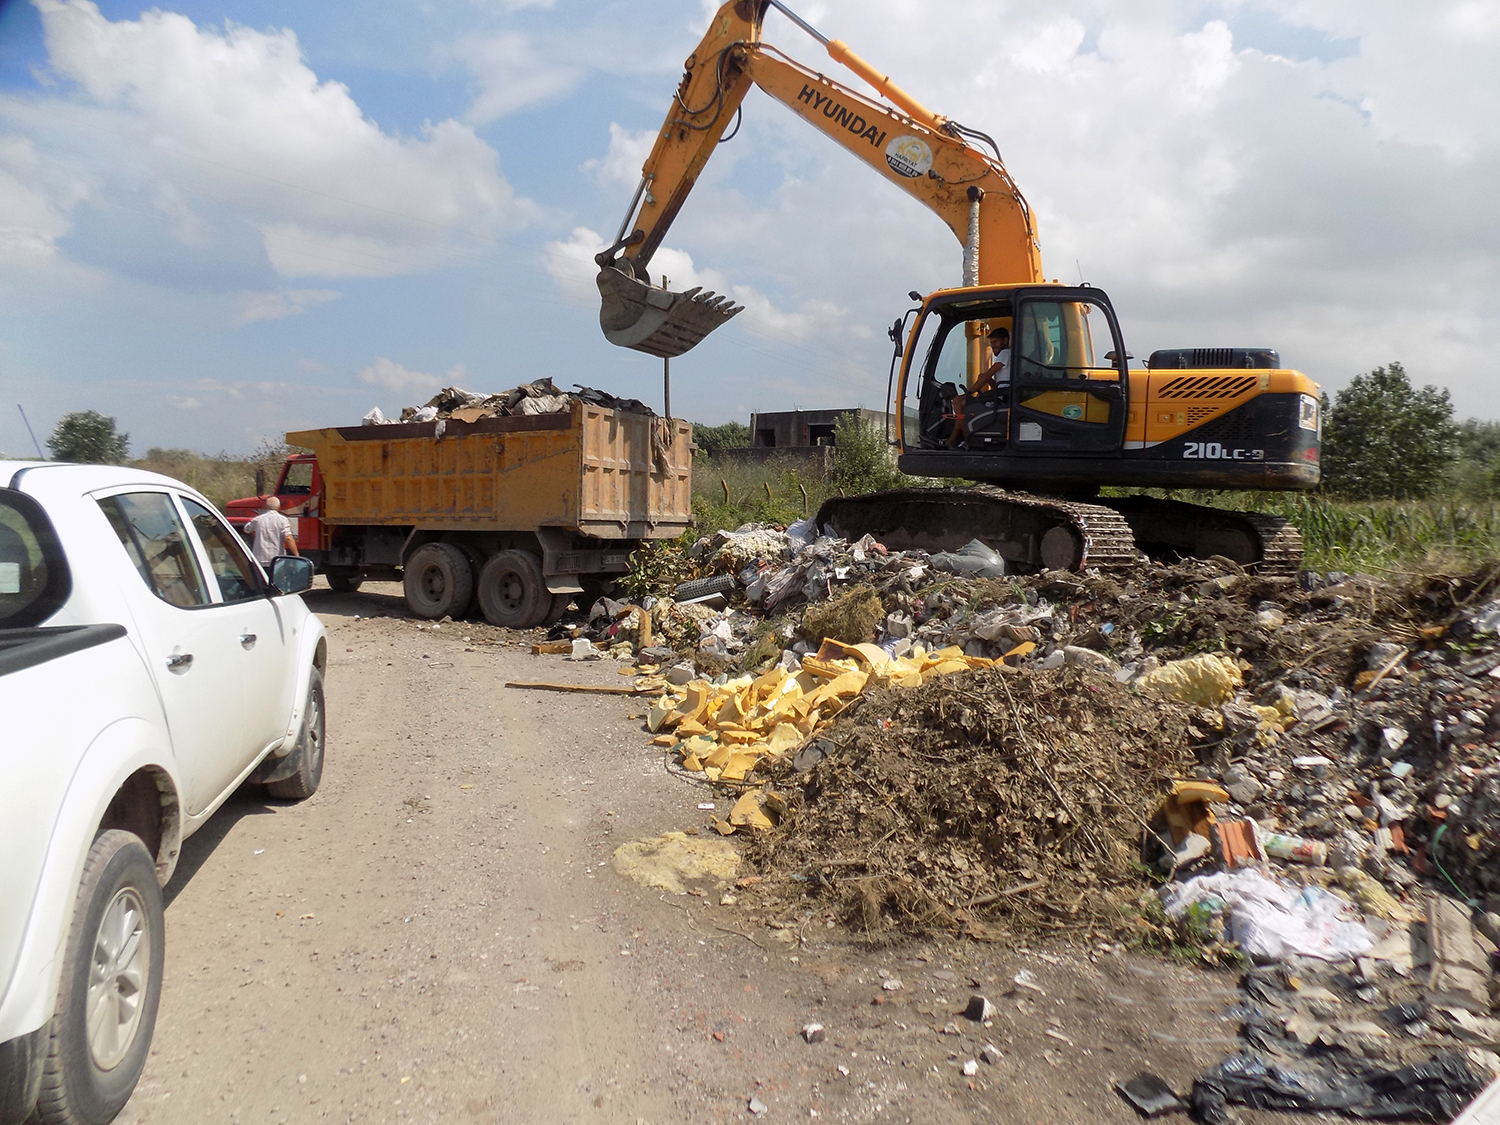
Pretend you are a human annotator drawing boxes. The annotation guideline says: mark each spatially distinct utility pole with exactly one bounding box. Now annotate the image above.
[661,277,672,421]
[17,404,44,459]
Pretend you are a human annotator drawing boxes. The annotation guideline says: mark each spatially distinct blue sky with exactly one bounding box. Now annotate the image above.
[1,0,1496,457]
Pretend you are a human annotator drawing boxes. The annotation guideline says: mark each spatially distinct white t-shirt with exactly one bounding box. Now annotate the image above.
[246,509,293,567]
[992,347,1011,383]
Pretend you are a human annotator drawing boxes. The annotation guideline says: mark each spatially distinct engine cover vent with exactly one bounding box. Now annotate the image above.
[1147,347,1280,370]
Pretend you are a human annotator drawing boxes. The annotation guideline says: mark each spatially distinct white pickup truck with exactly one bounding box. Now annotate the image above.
[0,462,328,1125]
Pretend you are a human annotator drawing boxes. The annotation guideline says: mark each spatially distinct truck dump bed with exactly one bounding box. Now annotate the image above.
[286,401,691,540]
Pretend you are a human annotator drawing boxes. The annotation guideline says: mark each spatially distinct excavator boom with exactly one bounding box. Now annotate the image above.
[596,0,1041,358]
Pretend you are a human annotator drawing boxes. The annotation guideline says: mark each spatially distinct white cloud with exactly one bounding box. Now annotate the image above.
[5,0,534,284]
[166,394,199,409]
[356,357,466,394]
[358,357,440,393]
[236,288,340,324]
[453,30,582,123]
[0,134,80,264]
[544,226,848,344]
[583,124,656,190]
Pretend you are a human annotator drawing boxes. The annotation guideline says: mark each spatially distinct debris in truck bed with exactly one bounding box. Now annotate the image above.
[362,379,657,425]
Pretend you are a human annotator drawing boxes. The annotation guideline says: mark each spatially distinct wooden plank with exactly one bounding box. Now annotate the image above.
[505,680,650,696]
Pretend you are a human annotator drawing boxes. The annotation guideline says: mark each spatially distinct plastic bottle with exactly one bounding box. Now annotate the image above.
[1260,832,1327,866]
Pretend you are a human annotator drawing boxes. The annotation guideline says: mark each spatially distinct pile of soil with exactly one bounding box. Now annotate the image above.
[745,665,1203,938]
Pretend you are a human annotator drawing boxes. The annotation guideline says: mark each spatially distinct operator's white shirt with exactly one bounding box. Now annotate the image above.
[246,509,293,567]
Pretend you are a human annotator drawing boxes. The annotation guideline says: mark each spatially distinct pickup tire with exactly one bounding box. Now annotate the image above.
[35,830,164,1125]
[265,667,325,801]
[403,543,474,620]
[477,550,549,629]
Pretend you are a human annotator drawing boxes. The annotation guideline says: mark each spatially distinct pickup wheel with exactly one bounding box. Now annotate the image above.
[35,830,164,1125]
[403,543,474,619]
[326,571,362,593]
[477,550,549,629]
[265,667,326,801]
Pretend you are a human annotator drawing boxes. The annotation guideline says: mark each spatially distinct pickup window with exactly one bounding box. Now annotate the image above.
[183,497,265,603]
[0,487,71,626]
[98,493,211,609]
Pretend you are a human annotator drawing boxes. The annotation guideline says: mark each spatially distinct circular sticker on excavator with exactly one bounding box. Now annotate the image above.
[885,135,933,178]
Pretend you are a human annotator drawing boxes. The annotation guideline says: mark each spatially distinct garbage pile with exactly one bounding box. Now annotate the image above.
[361,379,654,425]
[743,664,1200,936]
[643,638,1002,786]
[606,526,1500,913]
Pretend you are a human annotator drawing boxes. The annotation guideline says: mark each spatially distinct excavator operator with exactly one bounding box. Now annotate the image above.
[947,326,1010,449]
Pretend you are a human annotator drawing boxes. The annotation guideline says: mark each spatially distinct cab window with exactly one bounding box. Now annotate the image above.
[1016,300,1118,377]
[183,497,264,603]
[279,462,313,495]
[98,493,211,609]
[0,488,70,627]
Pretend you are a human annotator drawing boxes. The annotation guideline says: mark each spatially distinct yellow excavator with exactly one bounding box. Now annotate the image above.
[595,0,1322,571]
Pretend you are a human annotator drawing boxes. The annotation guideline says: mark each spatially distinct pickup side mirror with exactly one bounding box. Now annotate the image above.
[269,556,315,596]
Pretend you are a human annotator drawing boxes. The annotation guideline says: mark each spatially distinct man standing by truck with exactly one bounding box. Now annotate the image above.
[244,496,298,568]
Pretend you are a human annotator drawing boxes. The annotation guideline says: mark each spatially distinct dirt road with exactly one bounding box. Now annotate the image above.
[115,583,1307,1125]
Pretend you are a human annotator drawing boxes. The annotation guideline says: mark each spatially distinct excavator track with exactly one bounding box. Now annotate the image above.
[1104,496,1303,575]
[816,487,1140,572]
[816,488,1303,574]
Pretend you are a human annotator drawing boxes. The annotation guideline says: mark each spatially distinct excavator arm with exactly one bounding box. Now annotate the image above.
[596,0,1044,358]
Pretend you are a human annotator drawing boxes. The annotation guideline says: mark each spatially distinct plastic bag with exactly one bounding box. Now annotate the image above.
[930,539,1007,579]
[786,518,818,552]
[1190,1051,1483,1124]
[1135,653,1242,707]
[1165,869,1374,962]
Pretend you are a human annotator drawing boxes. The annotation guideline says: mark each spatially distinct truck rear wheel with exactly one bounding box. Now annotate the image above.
[477,550,549,629]
[403,543,475,620]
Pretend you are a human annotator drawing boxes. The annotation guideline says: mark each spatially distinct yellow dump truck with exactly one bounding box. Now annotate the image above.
[227,402,693,627]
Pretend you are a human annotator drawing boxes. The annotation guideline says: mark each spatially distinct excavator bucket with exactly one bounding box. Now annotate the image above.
[596,265,744,359]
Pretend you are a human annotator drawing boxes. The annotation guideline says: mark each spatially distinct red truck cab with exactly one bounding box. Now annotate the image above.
[225,454,324,556]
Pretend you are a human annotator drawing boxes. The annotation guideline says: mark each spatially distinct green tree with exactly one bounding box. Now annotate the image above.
[47,410,130,464]
[1452,419,1500,498]
[1321,363,1456,499]
[691,420,751,458]
[832,412,903,494]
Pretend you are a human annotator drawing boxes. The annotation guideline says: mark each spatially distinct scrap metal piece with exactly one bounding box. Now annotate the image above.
[596,265,744,358]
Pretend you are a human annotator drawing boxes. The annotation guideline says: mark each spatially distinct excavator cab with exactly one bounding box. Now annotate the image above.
[902,287,1129,459]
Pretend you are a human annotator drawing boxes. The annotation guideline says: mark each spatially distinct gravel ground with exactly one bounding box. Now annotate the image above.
[114,580,1329,1125]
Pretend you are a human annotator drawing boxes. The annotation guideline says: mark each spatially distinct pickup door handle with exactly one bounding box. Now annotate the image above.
[240,633,257,649]
[165,652,194,671]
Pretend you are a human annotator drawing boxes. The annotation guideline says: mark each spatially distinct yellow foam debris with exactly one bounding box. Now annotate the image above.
[729,791,774,831]
[1136,653,1244,708]
[765,723,803,753]
[650,637,991,781]
[612,831,739,894]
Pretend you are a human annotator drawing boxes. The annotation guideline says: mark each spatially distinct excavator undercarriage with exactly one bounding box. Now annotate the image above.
[817,488,1303,574]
